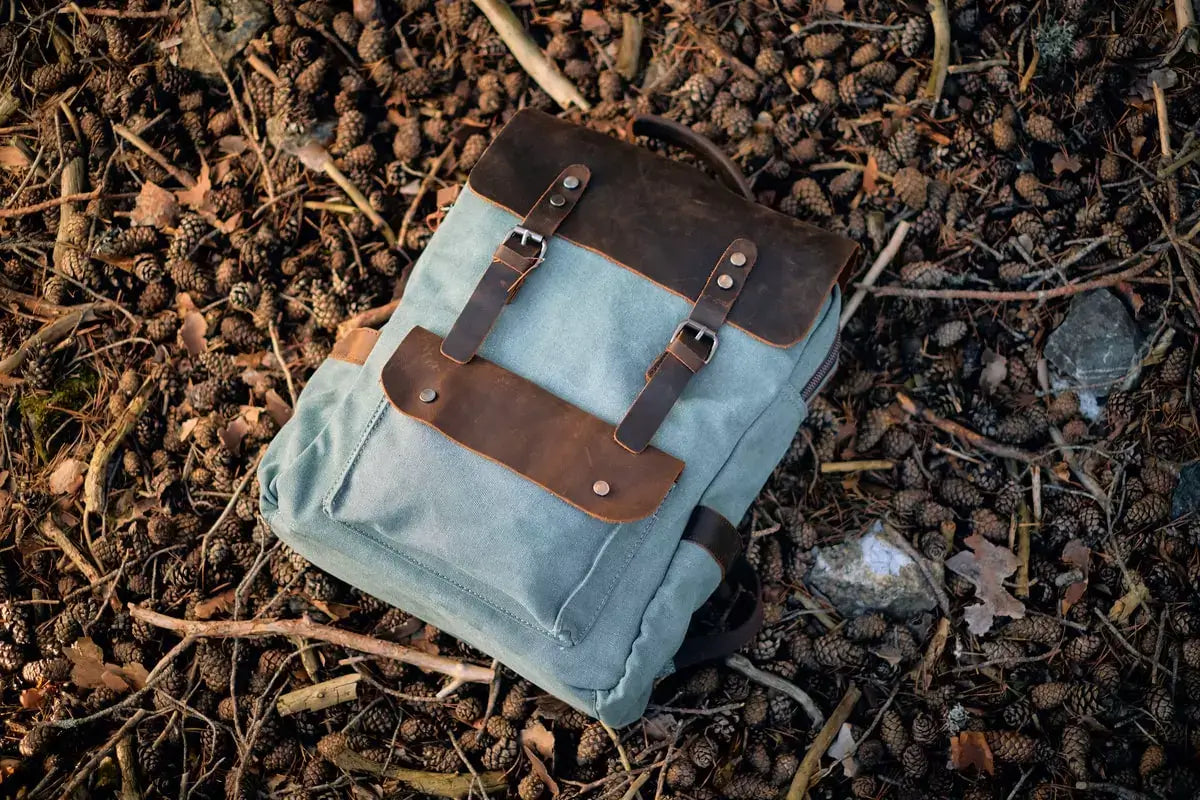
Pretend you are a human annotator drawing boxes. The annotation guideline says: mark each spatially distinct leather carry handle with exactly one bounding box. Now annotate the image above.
[630,115,754,202]
[674,556,764,669]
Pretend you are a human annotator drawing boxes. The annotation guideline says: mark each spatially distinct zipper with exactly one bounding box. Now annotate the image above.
[799,329,841,402]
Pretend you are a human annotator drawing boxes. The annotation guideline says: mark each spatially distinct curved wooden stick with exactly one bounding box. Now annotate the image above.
[129,605,495,684]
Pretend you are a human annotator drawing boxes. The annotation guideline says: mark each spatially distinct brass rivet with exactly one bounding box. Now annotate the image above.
[549,194,566,207]
[419,388,438,403]
[717,274,734,290]
[592,480,610,497]
[729,251,747,267]
[563,175,581,190]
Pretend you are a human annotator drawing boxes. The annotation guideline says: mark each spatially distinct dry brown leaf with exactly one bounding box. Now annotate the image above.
[101,669,131,691]
[979,349,1008,394]
[1110,579,1149,623]
[121,663,149,689]
[0,145,31,170]
[579,9,610,35]
[175,156,212,211]
[19,688,45,709]
[178,417,199,440]
[946,534,1026,635]
[180,311,208,357]
[519,721,556,761]
[131,181,180,228]
[266,389,293,426]
[218,135,249,155]
[950,732,995,774]
[436,184,461,208]
[307,599,355,621]
[862,154,879,194]
[48,459,85,495]
[1051,152,1083,175]
[220,416,251,455]
[523,745,560,797]
[194,588,238,619]
[66,637,108,688]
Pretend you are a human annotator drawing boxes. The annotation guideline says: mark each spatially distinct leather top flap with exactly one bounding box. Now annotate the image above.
[467,109,861,349]
[381,326,683,523]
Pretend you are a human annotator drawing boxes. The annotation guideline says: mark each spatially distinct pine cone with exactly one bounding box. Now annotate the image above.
[1030,682,1070,709]
[812,633,866,668]
[844,613,887,642]
[892,167,928,208]
[984,731,1045,763]
[575,722,608,764]
[1025,113,1065,145]
[900,16,930,56]
[802,32,843,58]
[517,772,545,800]
[1125,494,1169,527]
[939,477,983,510]
[357,20,388,61]
[789,178,832,217]
[881,710,909,757]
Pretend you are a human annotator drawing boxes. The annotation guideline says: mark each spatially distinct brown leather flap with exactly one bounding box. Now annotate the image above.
[380,327,683,523]
[468,109,861,349]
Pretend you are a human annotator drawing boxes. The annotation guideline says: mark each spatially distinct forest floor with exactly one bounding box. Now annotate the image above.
[2,0,1200,798]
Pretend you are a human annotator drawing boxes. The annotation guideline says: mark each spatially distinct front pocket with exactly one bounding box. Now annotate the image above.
[323,326,683,643]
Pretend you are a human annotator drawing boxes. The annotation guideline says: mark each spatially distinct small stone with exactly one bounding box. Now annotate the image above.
[1172,462,1200,521]
[1044,290,1143,397]
[179,0,269,75]
[805,521,940,619]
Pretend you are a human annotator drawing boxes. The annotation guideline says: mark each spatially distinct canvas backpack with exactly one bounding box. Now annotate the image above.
[258,110,859,726]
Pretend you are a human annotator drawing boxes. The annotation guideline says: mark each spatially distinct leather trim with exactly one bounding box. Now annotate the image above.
[380,326,683,523]
[674,557,763,669]
[628,115,753,200]
[328,328,380,366]
[682,506,742,578]
[467,109,860,349]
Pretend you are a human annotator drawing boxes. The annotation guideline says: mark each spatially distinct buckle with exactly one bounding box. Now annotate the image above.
[504,225,547,265]
[672,320,719,364]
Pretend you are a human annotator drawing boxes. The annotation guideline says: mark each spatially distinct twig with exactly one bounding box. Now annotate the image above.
[788,19,904,34]
[615,13,643,80]
[683,22,759,82]
[0,304,96,375]
[601,720,632,772]
[130,605,496,686]
[1018,43,1039,92]
[267,321,297,406]
[1074,782,1153,800]
[398,140,454,251]
[1174,0,1198,53]
[0,90,18,127]
[40,518,102,584]
[112,124,198,188]
[820,459,894,473]
[947,58,1010,73]
[60,5,173,17]
[840,220,911,329]
[317,734,504,797]
[724,654,824,727]
[277,673,360,715]
[84,378,154,516]
[469,0,591,110]
[1151,608,1167,685]
[916,617,951,692]
[785,684,861,800]
[925,0,951,104]
[245,53,280,86]
[618,772,652,800]
[0,190,101,218]
[896,392,1040,463]
[337,299,400,340]
[1092,609,1176,679]
[1035,359,1111,512]
[947,647,1060,673]
[1153,81,1172,159]
[866,253,1160,301]
[322,158,396,246]
[43,709,149,800]
[199,450,264,578]
[115,736,141,800]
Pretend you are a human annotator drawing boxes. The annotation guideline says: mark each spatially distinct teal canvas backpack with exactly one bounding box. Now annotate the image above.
[259,110,858,726]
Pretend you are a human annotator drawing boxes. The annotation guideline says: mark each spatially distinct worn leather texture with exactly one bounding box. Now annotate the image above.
[469,109,859,348]
[329,327,380,365]
[383,325,682,523]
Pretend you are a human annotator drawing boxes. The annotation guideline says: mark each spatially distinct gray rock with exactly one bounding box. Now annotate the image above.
[1044,290,1142,397]
[805,521,940,619]
[179,0,269,76]
[1172,462,1200,521]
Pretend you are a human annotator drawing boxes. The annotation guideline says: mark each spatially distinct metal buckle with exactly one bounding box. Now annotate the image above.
[672,320,719,364]
[505,225,547,265]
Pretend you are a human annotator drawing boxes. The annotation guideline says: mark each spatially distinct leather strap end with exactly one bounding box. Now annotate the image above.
[328,327,381,366]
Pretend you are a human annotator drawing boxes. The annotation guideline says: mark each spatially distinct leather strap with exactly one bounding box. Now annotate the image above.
[614,239,759,453]
[328,327,381,366]
[674,557,764,669]
[682,506,742,578]
[630,115,754,201]
[441,164,591,364]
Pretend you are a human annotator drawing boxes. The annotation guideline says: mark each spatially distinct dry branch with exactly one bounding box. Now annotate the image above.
[129,605,495,685]
[43,709,149,800]
[0,190,101,218]
[398,140,455,250]
[318,733,505,797]
[615,13,643,80]
[277,673,360,716]
[0,305,96,375]
[724,654,824,727]
[840,220,910,329]
[896,392,1041,463]
[470,0,591,111]
[820,459,895,473]
[112,124,198,188]
[337,299,400,339]
[84,378,154,516]
[786,684,861,800]
[925,0,951,104]
[41,518,103,584]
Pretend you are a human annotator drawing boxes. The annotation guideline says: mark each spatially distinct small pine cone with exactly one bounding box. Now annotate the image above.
[813,632,866,669]
[1143,685,1174,723]
[743,690,769,727]
[722,773,776,800]
[22,657,71,684]
[1002,697,1032,728]
[666,758,697,789]
[1000,615,1060,645]
[1139,743,1166,778]
[392,116,422,163]
[851,776,877,798]
[1024,114,1064,145]
[985,731,1045,763]
[754,48,783,76]
[901,742,928,777]
[900,15,930,56]
[911,713,939,745]
[1099,153,1122,183]
[1125,494,1169,527]
[357,20,388,61]
[518,772,545,800]
[892,166,928,208]
[851,42,882,67]
[1060,724,1090,780]
[31,63,83,93]
[459,134,488,170]
[881,709,909,757]
[690,737,718,768]
[576,722,608,764]
[501,681,528,721]
[400,715,436,742]
[844,613,887,643]
[789,178,832,217]
[939,478,983,510]
[1030,682,1070,709]
[0,642,23,673]
[1140,460,1177,496]
[770,751,799,786]
[802,32,843,58]
[1062,633,1102,662]
[19,725,54,757]
[858,61,897,87]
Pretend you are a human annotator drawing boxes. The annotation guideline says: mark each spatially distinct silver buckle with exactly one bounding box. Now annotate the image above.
[672,320,719,364]
[506,225,547,264]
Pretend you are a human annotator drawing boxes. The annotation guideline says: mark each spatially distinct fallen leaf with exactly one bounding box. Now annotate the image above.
[1131,135,1147,159]
[826,722,860,777]
[220,416,250,455]
[178,418,199,440]
[1110,579,1149,623]
[1062,539,1090,575]
[579,9,610,36]
[1051,151,1083,175]
[48,459,85,495]
[218,135,249,155]
[180,311,208,356]
[979,349,1008,395]
[130,181,180,228]
[20,688,45,709]
[0,145,31,170]
[946,534,1026,635]
[65,637,108,689]
[266,389,293,426]
[194,588,238,619]
[307,599,355,621]
[950,731,995,774]
[121,662,149,689]
[520,721,556,761]
[174,156,212,211]
[862,153,879,194]
[523,745,560,797]
[101,670,131,691]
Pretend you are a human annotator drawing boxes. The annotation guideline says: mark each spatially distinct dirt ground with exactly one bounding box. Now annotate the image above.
[2,0,1200,797]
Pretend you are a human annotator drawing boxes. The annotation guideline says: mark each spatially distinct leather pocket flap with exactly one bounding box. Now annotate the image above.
[380,326,683,523]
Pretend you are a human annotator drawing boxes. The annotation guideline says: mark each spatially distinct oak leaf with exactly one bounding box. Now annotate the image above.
[951,731,995,774]
[946,534,1026,634]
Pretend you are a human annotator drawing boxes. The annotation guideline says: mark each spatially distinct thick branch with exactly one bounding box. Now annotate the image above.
[896,392,1041,463]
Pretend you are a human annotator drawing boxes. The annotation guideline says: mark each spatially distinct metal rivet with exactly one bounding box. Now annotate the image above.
[717,274,734,290]
[563,175,581,190]
[419,388,438,403]
[549,194,566,207]
[729,251,747,267]
[592,480,610,497]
